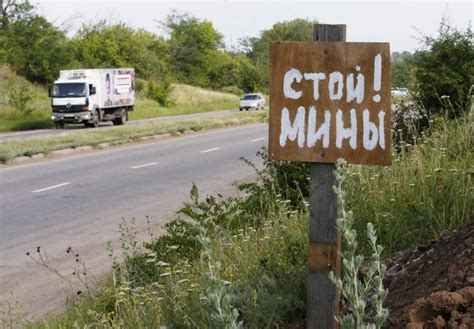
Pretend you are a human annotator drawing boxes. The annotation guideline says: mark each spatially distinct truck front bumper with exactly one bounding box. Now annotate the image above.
[52,112,91,123]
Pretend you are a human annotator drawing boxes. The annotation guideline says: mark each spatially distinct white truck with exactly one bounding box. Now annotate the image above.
[50,68,135,128]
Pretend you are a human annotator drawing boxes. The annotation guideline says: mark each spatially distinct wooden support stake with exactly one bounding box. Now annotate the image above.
[307,24,346,329]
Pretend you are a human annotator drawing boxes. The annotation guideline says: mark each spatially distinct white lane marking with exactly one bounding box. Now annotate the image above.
[131,162,158,169]
[32,182,71,193]
[251,137,265,142]
[200,147,221,153]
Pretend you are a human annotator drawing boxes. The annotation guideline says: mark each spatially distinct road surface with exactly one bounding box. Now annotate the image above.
[0,109,239,142]
[0,123,268,319]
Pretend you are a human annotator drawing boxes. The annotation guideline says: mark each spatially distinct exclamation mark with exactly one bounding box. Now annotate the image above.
[373,53,381,103]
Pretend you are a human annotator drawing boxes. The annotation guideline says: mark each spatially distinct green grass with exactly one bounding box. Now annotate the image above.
[0,67,241,132]
[0,66,53,132]
[0,111,268,163]
[346,116,473,255]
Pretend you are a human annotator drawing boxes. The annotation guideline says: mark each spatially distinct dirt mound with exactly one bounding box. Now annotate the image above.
[384,218,474,328]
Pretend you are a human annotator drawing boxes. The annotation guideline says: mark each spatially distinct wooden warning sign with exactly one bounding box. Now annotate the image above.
[269,41,392,165]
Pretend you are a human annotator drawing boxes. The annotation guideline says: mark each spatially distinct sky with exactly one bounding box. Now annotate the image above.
[35,0,473,52]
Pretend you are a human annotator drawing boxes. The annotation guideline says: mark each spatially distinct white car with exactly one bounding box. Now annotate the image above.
[239,93,266,111]
[391,87,409,97]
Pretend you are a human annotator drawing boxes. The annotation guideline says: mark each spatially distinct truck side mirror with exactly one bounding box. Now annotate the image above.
[48,86,51,97]
[89,84,96,95]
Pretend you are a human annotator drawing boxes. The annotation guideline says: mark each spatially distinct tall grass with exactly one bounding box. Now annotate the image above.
[346,116,472,254]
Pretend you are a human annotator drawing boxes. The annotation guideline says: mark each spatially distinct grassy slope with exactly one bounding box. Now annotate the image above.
[0,66,52,132]
[15,113,472,328]
[0,66,240,132]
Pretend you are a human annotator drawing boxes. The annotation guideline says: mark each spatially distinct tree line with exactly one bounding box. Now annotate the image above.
[0,0,314,94]
[1,1,472,116]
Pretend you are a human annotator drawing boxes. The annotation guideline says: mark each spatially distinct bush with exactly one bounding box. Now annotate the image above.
[220,85,244,96]
[134,78,145,92]
[412,18,473,118]
[7,76,33,114]
[146,78,174,107]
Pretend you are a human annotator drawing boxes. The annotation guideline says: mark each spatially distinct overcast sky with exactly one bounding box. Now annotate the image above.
[35,0,472,52]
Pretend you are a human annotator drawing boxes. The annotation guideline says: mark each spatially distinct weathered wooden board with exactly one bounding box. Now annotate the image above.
[269,41,392,165]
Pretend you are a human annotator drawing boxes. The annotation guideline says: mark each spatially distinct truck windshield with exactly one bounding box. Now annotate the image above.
[52,83,87,97]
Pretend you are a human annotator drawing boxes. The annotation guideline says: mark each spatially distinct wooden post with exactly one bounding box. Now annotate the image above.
[307,24,346,329]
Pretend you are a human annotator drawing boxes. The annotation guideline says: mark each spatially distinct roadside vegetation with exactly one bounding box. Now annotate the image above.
[0,110,267,163]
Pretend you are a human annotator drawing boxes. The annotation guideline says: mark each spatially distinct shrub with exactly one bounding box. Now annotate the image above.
[134,78,145,92]
[146,78,174,107]
[7,77,33,115]
[412,18,473,118]
[220,85,244,96]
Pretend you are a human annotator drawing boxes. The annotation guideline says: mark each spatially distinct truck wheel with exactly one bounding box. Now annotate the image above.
[113,108,127,125]
[92,111,99,128]
[86,111,99,128]
[55,121,65,129]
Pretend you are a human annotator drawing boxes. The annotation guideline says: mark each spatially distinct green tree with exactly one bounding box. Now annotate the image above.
[162,11,224,87]
[2,14,71,83]
[412,18,473,117]
[241,18,315,89]
[0,0,34,30]
[391,51,414,89]
[72,21,169,80]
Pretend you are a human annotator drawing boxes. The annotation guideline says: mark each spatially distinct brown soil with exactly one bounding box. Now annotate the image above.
[383,217,474,328]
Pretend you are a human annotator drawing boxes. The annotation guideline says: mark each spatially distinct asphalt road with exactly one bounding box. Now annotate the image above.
[0,109,238,142]
[0,123,268,318]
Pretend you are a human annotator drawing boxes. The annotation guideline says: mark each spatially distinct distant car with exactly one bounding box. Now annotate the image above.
[239,93,266,111]
[391,87,409,97]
